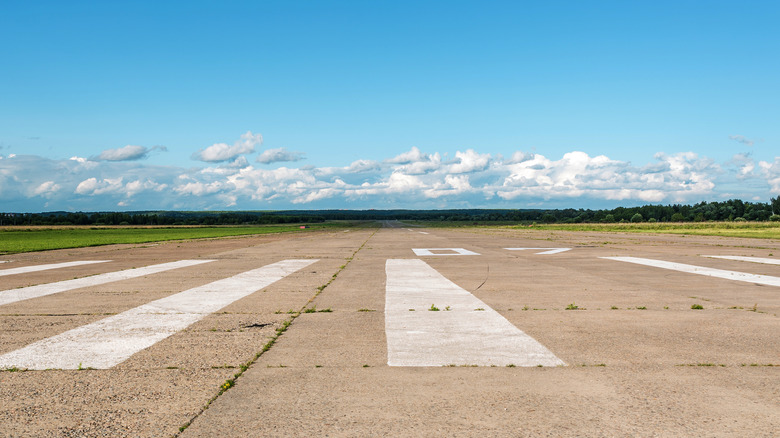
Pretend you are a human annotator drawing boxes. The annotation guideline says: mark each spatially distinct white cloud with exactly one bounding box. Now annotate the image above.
[346,159,381,173]
[505,151,535,164]
[75,177,99,195]
[448,149,491,174]
[32,181,61,197]
[759,158,780,193]
[193,131,262,162]
[257,147,305,164]
[729,135,755,146]
[93,145,164,161]
[391,148,442,175]
[387,147,426,164]
[74,177,124,195]
[727,153,755,179]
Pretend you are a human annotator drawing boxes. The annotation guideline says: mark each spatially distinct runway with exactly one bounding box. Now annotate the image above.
[1,225,778,437]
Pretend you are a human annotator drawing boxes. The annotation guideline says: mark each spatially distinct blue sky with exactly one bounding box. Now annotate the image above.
[1,0,778,212]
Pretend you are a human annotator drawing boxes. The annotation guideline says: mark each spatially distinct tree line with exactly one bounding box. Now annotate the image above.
[1,197,779,226]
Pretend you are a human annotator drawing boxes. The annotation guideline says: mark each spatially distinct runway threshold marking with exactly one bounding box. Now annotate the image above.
[412,248,480,256]
[0,260,110,277]
[602,256,780,287]
[703,255,780,266]
[385,259,565,367]
[0,259,317,370]
[506,248,571,255]
[0,260,215,307]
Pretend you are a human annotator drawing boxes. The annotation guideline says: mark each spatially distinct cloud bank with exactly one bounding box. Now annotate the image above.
[2,141,778,212]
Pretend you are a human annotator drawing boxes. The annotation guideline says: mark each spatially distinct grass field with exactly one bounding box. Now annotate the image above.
[0,222,361,254]
[515,222,780,239]
[411,220,780,240]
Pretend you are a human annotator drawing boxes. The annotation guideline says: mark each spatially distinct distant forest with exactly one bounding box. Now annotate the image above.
[2,198,780,226]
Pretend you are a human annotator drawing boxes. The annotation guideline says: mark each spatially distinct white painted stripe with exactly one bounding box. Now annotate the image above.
[385,259,564,367]
[703,255,780,266]
[0,259,317,370]
[418,231,429,235]
[602,256,780,287]
[0,260,215,307]
[0,260,110,277]
[506,248,571,255]
[412,248,480,256]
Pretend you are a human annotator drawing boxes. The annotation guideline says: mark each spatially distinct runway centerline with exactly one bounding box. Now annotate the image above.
[385,259,564,367]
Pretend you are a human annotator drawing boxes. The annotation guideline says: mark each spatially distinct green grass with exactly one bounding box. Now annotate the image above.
[406,220,780,239]
[0,223,349,254]
[513,221,780,239]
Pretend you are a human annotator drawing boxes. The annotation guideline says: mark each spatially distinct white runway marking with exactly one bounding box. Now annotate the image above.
[506,248,571,255]
[418,232,429,235]
[703,255,780,266]
[0,259,317,370]
[0,260,215,307]
[412,248,480,256]
[0,260,110,277]
[603,256,780,287]
[385,259,564,367]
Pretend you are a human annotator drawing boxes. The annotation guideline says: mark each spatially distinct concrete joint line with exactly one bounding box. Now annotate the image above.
[174,229,377,437]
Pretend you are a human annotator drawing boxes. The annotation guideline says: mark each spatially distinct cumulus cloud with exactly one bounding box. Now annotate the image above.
[448,149,491,174]
[193,131,262,162]
[389,147,442,175]
[759,158,780,193]
[93,145,167,161]
[387,146,426,164]
[346,159,381,173]
[32,181,61,197]
[256,147,305,164]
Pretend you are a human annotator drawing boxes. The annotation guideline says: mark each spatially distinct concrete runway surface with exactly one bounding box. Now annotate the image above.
[0,225,778,437]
